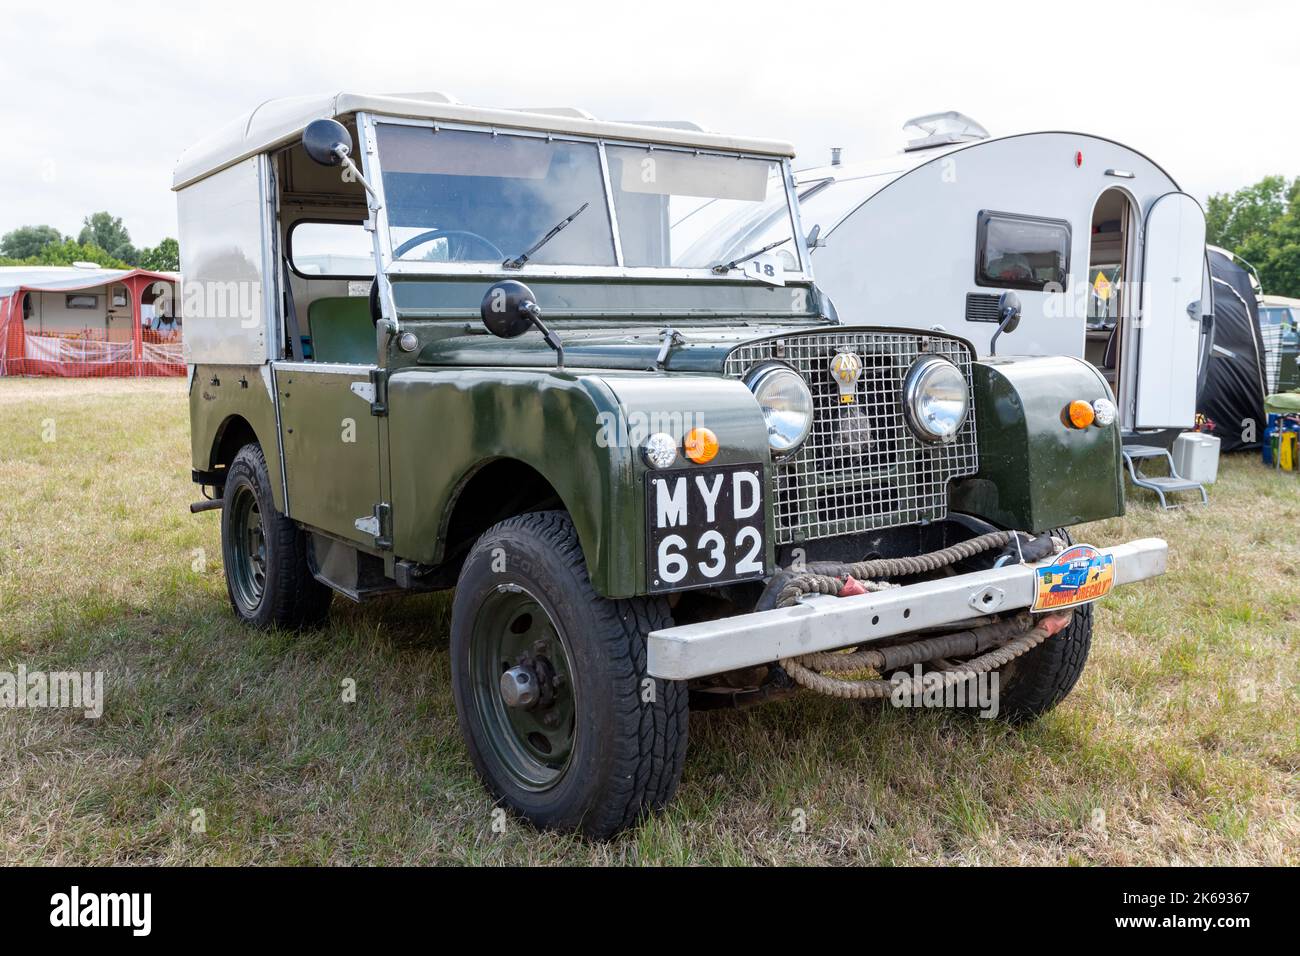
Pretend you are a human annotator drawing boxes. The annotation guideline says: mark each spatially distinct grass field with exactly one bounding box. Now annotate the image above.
[1,377,1296,865]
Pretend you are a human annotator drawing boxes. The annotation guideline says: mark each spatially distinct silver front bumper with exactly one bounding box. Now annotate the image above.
[646,537,1168,680]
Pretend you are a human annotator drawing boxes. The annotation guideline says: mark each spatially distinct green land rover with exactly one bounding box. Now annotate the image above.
[176,92,1167,837]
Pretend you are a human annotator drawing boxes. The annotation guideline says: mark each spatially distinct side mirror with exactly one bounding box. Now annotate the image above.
[480,280,539,338]
[997,290,1022,333]
[989,290,1022,356]
[481,280,565,367]
[302,119,353,167]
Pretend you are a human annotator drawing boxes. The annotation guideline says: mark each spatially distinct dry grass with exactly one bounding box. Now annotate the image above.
[1,376,1296,865]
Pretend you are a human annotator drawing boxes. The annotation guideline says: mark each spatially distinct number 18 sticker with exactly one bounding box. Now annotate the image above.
[746,251,785,286]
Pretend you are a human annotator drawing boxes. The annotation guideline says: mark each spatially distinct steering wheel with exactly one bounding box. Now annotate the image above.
[392,229,504,261]
[371,230,507,326]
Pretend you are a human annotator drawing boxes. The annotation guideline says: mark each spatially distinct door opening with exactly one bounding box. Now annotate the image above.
[1085,188,1133,410]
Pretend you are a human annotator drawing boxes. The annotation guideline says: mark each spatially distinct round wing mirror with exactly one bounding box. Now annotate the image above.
[480,280,540,339]
[302,118,352,167]
[996,290,1022,334]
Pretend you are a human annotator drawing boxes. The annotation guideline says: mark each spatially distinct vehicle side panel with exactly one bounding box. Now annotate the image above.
[189,363,286,511]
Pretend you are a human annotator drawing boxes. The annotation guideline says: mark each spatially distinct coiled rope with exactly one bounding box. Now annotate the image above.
[772,530,1023,609]
[770,530,1069,699]
[779,612,1073,699]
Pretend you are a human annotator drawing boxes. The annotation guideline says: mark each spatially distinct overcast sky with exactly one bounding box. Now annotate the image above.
[3,0,1297,248]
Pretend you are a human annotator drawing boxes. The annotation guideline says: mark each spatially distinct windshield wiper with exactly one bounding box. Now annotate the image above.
[503,203,589,270]
[710,236,791,275]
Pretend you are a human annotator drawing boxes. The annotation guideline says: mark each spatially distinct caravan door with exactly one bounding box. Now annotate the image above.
[1134,192,1207,429]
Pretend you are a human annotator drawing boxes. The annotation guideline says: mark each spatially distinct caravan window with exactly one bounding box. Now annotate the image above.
[976,211,1070,291]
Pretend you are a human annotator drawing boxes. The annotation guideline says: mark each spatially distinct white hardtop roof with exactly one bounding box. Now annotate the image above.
[0,265,178,298]
[173,91,795,190]
[792,129,1178,236]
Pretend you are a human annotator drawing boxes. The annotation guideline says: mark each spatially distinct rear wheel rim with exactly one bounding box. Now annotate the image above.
[469,588,577,792]
[227,483,267,613]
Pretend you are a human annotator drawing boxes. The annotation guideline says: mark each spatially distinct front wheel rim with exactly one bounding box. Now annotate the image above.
[469,587,577,793]
[227,483,268,612]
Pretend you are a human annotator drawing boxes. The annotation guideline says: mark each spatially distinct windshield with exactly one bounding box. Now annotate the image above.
[605,146,798,270]
[373,121,800,275]
[376,124,616,266]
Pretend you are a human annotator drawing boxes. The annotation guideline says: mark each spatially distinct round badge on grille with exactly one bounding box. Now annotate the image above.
[829,351,863,404]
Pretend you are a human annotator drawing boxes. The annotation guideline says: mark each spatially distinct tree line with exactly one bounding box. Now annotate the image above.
[0,213,179,272]
[1205,176,1299,297]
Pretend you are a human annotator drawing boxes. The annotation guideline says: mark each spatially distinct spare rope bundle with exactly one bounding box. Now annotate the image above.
[772,530,1028,609]
[766,529,1069,700]
[779,612,1073,700]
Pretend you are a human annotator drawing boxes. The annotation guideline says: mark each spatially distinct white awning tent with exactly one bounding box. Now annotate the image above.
[0,264,175,298]
[0,265,183,377]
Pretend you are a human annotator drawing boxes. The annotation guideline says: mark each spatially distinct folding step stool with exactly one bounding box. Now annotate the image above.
[1121,444,1209,510]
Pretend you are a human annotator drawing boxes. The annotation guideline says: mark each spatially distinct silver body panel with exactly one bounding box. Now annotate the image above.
[176,155,275,366]
[646,537,1168,680]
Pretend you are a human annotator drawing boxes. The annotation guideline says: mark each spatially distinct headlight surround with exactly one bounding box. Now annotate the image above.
[746,363,814,455]
[902,356,969,443]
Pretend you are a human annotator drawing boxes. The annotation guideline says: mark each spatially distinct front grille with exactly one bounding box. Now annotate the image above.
[724,331,979,545]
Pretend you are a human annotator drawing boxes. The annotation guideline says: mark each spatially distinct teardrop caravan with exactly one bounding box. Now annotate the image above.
[777,113,1210,435]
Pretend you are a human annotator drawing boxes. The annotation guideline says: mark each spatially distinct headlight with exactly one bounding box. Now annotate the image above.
[746,364,813,455]
[902,356,969,443]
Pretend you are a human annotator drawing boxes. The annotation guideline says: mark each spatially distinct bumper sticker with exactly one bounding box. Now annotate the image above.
[1032,544,1115,612]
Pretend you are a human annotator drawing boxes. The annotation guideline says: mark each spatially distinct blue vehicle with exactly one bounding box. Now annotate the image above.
[1052,558,1094,592]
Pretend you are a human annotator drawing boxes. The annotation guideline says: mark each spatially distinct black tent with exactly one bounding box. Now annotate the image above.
[1198,249,1268,452]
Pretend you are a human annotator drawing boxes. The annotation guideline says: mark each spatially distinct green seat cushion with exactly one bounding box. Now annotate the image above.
[307,297,374,364]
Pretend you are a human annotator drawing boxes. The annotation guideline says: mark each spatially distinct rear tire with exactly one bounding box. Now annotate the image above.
[450,510,688,838]
[220,444,332,629]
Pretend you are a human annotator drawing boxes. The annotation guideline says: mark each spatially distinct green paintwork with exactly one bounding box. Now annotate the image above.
[391,276,825,323]
[470,591,576,791]
[189,364,287,512]
[190,272,1128,600]
[950,356,1125,532]
[278,366,382,547]
[385,362,772,598]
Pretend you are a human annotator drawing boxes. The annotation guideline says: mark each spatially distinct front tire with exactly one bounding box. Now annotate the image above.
[450,510,688,838]
[993,528,1093,721]
[220,444,332,629]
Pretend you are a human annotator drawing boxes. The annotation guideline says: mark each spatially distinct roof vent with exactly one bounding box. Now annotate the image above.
[902,111,989,151]
[830,147,842,166]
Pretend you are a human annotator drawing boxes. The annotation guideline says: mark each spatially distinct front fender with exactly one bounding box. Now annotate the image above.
[950,355,1125,532]
[386,367,771,598]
